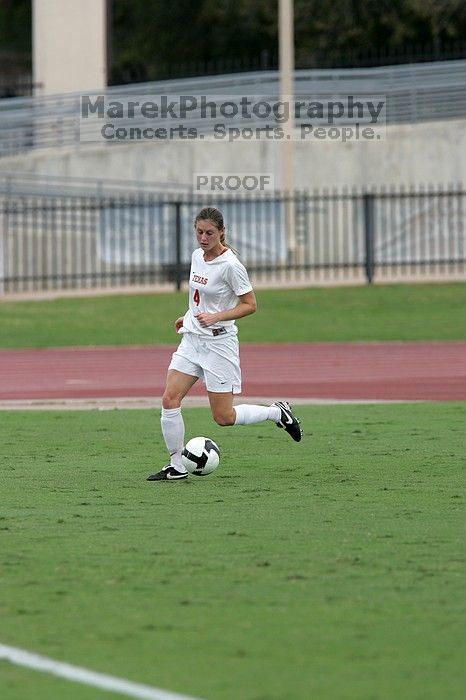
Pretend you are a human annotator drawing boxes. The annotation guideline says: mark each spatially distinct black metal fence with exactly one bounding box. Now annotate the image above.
[0,49,33,99]
[0,187,465,294]
[109,41,466,84]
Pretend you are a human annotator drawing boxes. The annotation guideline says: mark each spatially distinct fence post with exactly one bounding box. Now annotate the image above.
[363,193,375,284]
[174,201,183,291]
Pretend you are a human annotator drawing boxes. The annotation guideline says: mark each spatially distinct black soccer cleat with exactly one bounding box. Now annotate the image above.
[147,465,188,481]
[272,400,303,442]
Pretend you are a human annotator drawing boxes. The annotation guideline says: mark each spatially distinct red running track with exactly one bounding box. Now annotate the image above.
[0,342,465,401]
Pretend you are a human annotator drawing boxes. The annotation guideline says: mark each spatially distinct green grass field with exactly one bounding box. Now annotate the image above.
[1,403,465,700]
[1,283,465,348]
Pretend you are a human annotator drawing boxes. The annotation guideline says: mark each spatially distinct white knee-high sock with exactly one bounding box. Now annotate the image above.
[161,407,186,471]
[234,404,280,425]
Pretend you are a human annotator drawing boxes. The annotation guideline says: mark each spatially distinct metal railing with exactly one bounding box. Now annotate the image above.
[1,59,465,157]
[0,186,464,294]
[0,171,190,198]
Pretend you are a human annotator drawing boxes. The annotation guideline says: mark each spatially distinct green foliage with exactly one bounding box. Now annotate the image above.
[109,0,466,82]
[0,403,465,699]
[2,1,466,83]
[110,0,277,83]
[0,0,31,53]
[0,284,465,348]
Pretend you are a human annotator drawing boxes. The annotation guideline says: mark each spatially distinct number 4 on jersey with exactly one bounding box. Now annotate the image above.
[193,289,200,306]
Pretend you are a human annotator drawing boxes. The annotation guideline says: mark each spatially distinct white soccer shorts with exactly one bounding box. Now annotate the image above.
[168,331,242,394]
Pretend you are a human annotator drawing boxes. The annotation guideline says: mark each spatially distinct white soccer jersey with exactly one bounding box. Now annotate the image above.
[180,247,253,337]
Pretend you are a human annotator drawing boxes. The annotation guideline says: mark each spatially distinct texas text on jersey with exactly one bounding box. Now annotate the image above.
[180,247,253,337]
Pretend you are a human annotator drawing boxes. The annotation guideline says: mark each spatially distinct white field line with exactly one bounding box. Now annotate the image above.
[0,396,421,411]
[0,644,203,700]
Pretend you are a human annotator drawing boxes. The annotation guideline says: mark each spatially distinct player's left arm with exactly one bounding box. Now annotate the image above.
[196,291,257,327]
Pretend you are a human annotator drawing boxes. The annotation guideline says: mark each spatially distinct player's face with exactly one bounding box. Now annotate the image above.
[195,219,224,255]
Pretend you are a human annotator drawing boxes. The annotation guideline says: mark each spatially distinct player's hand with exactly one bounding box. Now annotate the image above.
[175,317,184,332]
[195,312,219,328]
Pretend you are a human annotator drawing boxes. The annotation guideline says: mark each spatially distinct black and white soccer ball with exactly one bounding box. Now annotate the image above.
[181,437,220,476]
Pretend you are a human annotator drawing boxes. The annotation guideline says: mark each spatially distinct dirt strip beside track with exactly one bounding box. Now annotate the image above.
[1,342,465,405]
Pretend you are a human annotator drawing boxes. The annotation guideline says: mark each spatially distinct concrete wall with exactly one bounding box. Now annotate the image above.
[33,0,107,95]
[2,118,465,189]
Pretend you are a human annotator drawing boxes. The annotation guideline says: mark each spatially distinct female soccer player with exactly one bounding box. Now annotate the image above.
[147,206,302,481]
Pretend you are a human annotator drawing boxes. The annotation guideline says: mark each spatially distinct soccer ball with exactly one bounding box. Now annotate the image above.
[181,437,220,476]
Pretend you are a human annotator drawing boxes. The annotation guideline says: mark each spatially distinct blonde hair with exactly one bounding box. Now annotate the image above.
[194,207,229,248]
